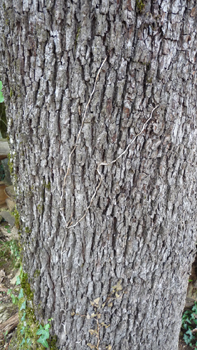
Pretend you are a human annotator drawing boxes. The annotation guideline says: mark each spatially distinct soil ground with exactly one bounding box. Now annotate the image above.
[179,340,193,350]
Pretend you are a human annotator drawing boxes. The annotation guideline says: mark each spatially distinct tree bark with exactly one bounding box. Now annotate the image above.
[0,0,197,349]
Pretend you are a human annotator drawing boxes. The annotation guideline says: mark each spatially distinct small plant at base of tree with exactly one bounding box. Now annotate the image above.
[7,288,19,304]
[182,302,197,349]
[7,270,57,349]
[0,237,20,267]
[36,319,53,348]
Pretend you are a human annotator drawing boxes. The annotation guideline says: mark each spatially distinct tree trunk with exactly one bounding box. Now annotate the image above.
[0,1,197,349]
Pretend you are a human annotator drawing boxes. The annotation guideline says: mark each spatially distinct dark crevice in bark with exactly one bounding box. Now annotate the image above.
[98,60,108,122]
[142,63,151,105]
[112,216,117,258]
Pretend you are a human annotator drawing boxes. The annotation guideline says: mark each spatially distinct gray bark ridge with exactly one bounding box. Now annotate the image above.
[0,0,197,349]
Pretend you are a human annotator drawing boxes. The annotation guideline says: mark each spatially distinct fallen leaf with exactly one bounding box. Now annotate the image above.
[0,270,5,283]
[0,284,8,292]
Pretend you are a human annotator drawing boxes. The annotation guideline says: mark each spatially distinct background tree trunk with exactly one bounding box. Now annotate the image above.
[1,0,197,349]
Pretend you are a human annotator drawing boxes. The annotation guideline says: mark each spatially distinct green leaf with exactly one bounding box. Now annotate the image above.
[20,326,25,335]
[16,276,21,285]
[21,312,26,321]
[44,324,50,330]
[20,338,26,345]
[36,325,43,334]
[20,300,26,311]
[183,334,190,345]
[37,337,49,348]
[12,296,18,304]
[192,303,197,312]
[18,288,24,299]
[36,329,49,338]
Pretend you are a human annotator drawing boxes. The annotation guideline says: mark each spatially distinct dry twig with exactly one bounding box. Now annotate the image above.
[59,57,159,284]
[59,55,159,229]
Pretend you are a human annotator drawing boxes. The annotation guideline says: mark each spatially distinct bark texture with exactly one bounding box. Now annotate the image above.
[0,0,197,349]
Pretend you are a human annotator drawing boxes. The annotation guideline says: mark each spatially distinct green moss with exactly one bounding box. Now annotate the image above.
[76,26,81,40]
[8,270,40,349]
[15,270,57,350]
[136,0,145,13]
[8,153,18,185]
[7,153,13,174]
[13,269,59,349]
[33,270,40,278]
[44,182,51,190]
[10,88,13,98]
[37,204,44,214]
[21,272,34,301]
[25,227,30,234]
[147,77,153,83]
[13,207,20,228]
[75,26,81,47]
[50,336,58,349]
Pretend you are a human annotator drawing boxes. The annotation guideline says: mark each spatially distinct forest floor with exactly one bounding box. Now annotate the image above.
[179,340,193,350]
[0,219,194,350]
[0,221,19,350]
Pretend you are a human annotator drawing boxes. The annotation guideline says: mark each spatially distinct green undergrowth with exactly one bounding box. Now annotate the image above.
[0,224,20,269]
[1,223,59,349]
[8,268,58,349]
[182,302,197,349]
